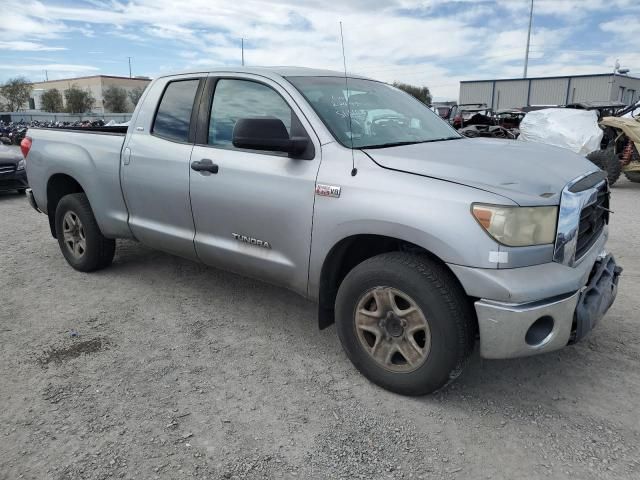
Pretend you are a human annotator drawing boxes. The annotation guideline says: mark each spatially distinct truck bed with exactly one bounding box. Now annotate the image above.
[29,126,128,135]
[26,126,132,239]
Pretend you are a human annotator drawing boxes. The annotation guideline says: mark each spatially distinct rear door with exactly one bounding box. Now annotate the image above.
[189,74,321,294]
[121,75,203,259]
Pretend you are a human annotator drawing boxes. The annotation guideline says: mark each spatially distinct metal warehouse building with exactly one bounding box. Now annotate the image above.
[459,73,640,110]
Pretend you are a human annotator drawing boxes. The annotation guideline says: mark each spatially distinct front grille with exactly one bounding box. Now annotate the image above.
[0,163,15,175]
[575,183,608,259]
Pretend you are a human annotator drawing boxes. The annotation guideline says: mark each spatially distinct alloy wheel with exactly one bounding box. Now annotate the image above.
[354,286,431,373]
[62,211,87,259]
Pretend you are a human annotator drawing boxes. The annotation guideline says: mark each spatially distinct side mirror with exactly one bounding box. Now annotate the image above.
[232,118,309,156]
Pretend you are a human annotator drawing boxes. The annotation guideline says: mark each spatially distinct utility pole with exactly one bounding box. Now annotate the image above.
[127,57,132,78]
[44,70,48,81]
[523,0,534,78]
[241,38,244,66]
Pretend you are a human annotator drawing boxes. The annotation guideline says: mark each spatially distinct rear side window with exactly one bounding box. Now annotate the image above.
[152,79,199,142]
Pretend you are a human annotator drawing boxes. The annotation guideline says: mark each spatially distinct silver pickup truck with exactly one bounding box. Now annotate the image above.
[23,67,621,395]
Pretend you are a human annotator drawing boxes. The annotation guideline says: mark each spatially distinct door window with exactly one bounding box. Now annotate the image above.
[208,79,294,147]
[152,79,200,142]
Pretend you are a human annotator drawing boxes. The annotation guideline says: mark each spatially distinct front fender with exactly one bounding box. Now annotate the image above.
[308,148,510,301]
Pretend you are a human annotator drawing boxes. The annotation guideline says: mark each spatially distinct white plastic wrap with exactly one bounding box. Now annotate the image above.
[518,108,603,156]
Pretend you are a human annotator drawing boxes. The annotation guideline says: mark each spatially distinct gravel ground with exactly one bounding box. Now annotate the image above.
[1,159,639,479]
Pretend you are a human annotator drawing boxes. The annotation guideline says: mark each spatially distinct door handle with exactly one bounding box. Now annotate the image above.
[123,147,131,165]
[191,159,219,174]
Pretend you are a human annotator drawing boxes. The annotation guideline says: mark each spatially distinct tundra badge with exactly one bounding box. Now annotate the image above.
[232,233,271,249]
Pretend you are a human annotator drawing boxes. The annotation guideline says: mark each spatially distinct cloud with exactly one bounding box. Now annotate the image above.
[1,0,638,99]
[0,41,67,51]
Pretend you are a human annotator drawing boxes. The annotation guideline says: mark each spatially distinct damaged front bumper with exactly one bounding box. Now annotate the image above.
[474,252,622,359]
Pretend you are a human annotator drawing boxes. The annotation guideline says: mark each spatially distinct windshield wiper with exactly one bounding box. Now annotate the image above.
[361,137,462,149]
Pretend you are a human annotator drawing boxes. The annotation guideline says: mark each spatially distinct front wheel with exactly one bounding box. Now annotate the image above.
[335,252,475,395]
[587,148,622,186]
[55,193,115,272]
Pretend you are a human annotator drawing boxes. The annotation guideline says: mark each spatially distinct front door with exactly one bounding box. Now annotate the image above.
[189,75,321,294]
[121,76,202,259]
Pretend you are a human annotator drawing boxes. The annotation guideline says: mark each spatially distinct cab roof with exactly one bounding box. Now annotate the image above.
[157,66,372,81]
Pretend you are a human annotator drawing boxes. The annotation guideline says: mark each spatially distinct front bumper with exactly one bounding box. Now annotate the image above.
[475,252,621,359]
[0,168,28,192]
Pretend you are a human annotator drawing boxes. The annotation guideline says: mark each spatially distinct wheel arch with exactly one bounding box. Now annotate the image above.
[315,233,473,330]
[46,173,86,238]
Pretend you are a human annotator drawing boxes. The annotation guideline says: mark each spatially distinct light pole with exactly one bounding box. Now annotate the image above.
[523,0,534,78]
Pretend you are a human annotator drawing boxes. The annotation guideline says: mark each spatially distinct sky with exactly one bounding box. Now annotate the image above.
[0,0,638,101]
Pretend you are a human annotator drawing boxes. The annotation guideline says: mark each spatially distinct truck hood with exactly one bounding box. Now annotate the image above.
[363,137,598,205]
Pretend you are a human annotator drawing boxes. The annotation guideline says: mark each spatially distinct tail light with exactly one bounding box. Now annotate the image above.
[20,136,32,159]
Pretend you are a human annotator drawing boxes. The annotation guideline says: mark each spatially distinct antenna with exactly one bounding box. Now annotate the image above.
[340,21,357,177]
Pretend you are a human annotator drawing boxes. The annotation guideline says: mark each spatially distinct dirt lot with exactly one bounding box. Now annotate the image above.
[1,165,639,479]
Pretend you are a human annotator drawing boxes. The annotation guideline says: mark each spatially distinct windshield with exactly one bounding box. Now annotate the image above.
[287,76,461,149]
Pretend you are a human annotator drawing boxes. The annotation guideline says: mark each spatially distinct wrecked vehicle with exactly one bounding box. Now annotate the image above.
[518,108,603,157]
[588,107,640,184]
[495,109,526,130]
[449,103,493,129]
[565,101,628,119]
[458,124,517,139]
[22,67,621,395]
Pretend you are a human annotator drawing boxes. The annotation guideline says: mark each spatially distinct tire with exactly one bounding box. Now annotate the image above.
[16,189,26,195]
[623,171,640,183]
[335,252,475,396]
[587,148,622,186]
[55,193,115,272]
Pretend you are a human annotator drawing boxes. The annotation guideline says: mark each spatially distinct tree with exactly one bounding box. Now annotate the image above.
[0,77,33,111]
[392,82,432,105]
[128,86,145,107]
[64,84,95,113]
[41,88,64,112]
[103,85,128,113]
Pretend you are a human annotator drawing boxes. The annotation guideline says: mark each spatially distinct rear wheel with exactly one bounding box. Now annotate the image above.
[587,148,622,186]
[623,171,640,183]
[335,252,475,396]
[16,189,26,195]
[55,193,115,272]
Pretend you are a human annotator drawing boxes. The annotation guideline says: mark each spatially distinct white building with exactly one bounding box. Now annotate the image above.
[27,75,152,114]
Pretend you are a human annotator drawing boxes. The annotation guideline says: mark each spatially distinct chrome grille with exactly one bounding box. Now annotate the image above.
[553,171,608,267]
[575,183,608,260]
[0,163,15,175]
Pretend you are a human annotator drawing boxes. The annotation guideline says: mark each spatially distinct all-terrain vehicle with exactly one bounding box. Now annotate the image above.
[586,102,640,185]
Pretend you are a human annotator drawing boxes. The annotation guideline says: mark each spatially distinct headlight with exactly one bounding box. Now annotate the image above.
[16,159,25,171]
[472,204,558,246]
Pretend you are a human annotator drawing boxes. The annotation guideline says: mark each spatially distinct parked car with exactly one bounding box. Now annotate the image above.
[23,67,621,395]
[0,143,28,194]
